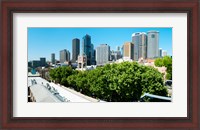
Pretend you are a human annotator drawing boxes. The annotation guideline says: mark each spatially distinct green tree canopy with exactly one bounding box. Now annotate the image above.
[66,62,167,102]
[49,66,75,86]
[154,56,172,80]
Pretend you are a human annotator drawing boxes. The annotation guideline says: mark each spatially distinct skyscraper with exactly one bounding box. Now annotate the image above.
[51,53,55,64]
[72,38,80,63]
[96,44,110,65]
[110,50,121,61]
[132,32,147,61]
[66,50,70,62]
[82,34,94,65]
[40,57,46,67]
[116,46,121,51]
[60,49,70,63]
[91,43,95,65]
[60,49,67,63]
[159,48,162,57]
[162,50,167,57]
[32,60,41,68]
[147,31,159,58]
[93,49,96,65]
[121,46,124,57]
[123,42,134,60]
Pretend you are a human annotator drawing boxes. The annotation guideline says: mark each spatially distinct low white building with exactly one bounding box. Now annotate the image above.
[28,77,93,102]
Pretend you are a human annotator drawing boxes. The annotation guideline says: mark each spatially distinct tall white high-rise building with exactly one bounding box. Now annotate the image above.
[96,44,110,65]
[147,31,159,58]
[132,32,147,61]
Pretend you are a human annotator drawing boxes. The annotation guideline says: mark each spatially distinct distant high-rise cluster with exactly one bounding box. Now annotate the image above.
[132,32,147,60]
[131,31,159,61]
[28,57,47,68]
[29,30,169,68]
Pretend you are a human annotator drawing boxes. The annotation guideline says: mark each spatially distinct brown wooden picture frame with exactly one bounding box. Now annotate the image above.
[0,0,199,129]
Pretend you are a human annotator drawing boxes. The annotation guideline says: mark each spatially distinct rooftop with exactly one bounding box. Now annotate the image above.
[29,84,62,102]
[132,32,146,36]
[28,77,98,102]
[147,30,159,33]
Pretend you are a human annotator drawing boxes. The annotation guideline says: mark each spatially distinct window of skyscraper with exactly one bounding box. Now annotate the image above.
[151,34,155,38]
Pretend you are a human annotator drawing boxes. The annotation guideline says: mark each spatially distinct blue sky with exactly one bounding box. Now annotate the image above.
[28,28,172,61]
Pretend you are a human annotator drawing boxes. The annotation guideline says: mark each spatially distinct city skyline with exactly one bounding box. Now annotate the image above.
[28,28,172,61]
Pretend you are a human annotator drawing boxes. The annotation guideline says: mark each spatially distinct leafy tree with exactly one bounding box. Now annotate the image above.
[154,58,163,67]
[141,66,167,96]
[49,66,74,85]
[154,56,172,80]
[51,62,168,102]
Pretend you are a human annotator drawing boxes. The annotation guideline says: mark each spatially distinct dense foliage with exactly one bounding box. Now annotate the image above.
[49,66,74,86]
[154,56,172,80]
[49,62,167,102]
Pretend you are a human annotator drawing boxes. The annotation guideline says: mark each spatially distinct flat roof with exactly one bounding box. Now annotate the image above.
[30,84,61,102]
[28,77,92,102]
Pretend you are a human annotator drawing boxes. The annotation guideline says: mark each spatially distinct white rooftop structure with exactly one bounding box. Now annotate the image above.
[28,72,40,77]
[28,77,97,102]
[29,84,62,102]
[131,32,146,37]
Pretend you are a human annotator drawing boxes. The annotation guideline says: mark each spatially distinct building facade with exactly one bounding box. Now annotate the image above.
[123,42,134,60]
[72,38,80,63]
[116,46,121,51]
[159,48,162,57]
[162,50,167,57]
[147,31,159,58]
[60,49,70,63]
[110,50,121,61]
[96,44,110,65]
[60,49,67,63]
[77,54,87,70]
[82,34,94,65]
[40,57,46,67]
[32,60,41,68]
[51,53,55,64]
[66,50,70,62]
[91,43,96,65]
[132,32,147,61]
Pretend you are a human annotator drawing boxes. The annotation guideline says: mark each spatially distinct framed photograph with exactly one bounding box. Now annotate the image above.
[1,0,199,129]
